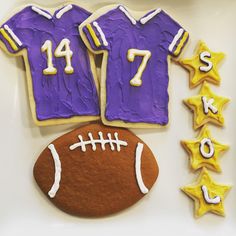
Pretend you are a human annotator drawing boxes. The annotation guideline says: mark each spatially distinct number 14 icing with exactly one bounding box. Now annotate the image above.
[80,5,189,128]
[0,4,100,126]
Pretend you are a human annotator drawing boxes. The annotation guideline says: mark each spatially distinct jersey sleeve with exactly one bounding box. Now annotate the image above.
[159,10,189,57]
[81,8,119,51]
[0,7,31,54]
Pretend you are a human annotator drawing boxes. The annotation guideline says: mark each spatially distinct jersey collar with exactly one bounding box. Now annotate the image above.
[118,5,162,25]
[31,4,73,20]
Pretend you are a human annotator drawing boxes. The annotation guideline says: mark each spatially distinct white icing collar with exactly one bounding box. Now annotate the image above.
[118,5,162,25]
[31,4,73,20]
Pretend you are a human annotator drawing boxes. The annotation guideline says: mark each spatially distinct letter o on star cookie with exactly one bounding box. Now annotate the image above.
[200,138,214,159]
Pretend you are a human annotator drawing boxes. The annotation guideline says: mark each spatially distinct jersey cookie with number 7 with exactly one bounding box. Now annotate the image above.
[79,5,189,128]
[0,4,100,126]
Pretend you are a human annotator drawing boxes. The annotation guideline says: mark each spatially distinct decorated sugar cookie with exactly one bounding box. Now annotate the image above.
[79,5,189,128]
[0,4,100,126]
[33,123,159,217]
[179,41,225,88]
[181,125,229,172]
[181,168,231,217]
[184,82,229,129]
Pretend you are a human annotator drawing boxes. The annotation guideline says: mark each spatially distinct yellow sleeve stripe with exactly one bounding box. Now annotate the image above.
[0,28,18,51]
[86,23,101,47]
[173,31,189,56]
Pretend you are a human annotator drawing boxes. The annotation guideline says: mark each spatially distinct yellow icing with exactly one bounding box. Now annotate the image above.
[179,41,225,88]
[181,168,231,217]
[173,31,189,56]
[181,125,229,172]
[0,28,18,51]
[86,23,101,47]
[184,82,229,130]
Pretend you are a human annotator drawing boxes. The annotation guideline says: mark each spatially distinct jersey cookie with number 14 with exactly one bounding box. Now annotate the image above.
[0,4,100,126]
[79,5,189,128]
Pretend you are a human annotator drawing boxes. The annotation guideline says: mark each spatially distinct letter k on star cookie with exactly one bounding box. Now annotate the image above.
[181,168,231,217]
[179,41,225,88]
[184,82,229,130]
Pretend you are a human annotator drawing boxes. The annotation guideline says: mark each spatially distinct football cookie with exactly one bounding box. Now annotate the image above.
[33,123,159,217]
[181,168,231,217]
[0,4,100,126]
[181,125,229,172]
[179,41,225,88]
[79,5,189,128]
[184,82,229,130]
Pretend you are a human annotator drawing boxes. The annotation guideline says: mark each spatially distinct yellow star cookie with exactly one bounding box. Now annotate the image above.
[181,125,229,172]
[179,41,225,88]
[184,82,229,130]
[181,168,231,217]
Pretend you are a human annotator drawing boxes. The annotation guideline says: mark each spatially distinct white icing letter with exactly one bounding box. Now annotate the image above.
[48,144,62,198]
[200,138,214,159]
[55,38,74,74]
[199,51,213,72]
[201,96,218,114]
[135,143,149,194]
[201,185,221,204]
[127,49,151,86]
[41,40,57,75]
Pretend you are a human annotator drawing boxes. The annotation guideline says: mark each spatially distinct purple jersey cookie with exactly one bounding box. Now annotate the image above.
[81,5,189,126]
[0,4,99,124]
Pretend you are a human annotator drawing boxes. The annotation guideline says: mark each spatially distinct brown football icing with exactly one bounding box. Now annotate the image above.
[34,123,158,217]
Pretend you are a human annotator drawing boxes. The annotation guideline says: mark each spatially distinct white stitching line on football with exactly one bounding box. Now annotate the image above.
[135,143,149,194]
[47,144,61,198]
[69,132,128,152]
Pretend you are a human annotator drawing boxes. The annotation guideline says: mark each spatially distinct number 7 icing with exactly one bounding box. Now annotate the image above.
[0,4,100,126]
[79,5,189,128]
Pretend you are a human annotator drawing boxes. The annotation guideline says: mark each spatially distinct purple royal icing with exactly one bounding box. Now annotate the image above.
[83,6,189,125]
[0,4,99,121]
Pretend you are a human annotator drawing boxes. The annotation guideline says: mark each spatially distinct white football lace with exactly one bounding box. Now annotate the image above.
[69,132,128,152]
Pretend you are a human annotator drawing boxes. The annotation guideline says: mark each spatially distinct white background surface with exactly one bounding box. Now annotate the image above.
[0,0,236,235]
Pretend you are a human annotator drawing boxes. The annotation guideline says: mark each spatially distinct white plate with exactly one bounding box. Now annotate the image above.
[0,0,236,235]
